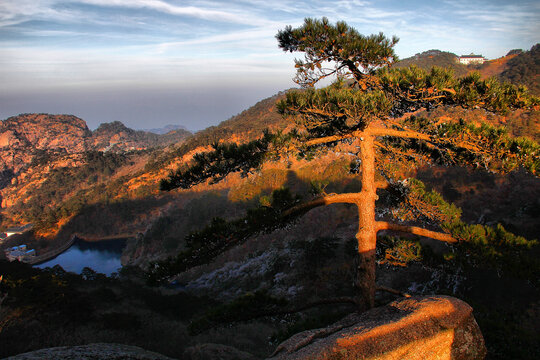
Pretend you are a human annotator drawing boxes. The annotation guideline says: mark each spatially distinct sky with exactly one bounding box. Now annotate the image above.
[1,0,539,131]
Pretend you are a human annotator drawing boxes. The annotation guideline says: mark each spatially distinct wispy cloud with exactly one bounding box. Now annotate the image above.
[76,0,268,26]
[0,0,66,27]
[153,27,278,53]
[1,0,538,129]
[0,0,269,29]
[444,0,539,39]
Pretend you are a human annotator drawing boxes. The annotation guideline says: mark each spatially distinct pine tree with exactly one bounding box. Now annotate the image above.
[160,18,539,311]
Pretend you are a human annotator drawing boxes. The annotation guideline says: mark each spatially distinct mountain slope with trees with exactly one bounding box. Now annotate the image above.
[158,17,538,309]
[394,49,469,76]
[0,114,189,239]
[1,23,539,359]
[499,44,540,95]
[151,18,539,357]
[396,45,540,96]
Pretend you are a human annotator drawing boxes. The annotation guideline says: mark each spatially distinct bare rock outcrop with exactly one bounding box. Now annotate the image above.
[0,114,192,177]
[270,295,486,360]
[0,114,91,153]
[0,114,91,176]
[4,343,175,360]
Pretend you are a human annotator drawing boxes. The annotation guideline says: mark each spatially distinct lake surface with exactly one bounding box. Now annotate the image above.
[35,237,126,276]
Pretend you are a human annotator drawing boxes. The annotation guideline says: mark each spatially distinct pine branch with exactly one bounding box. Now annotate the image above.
[369,127,432,141]
[304,131,363,146]
[302,126,433,148]
[376,221,457,243]
[282,193,363,217]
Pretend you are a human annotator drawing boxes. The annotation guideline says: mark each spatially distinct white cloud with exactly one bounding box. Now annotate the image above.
[153,27,278,53]
[0,43,295,94]
[76,0,271,26]
[449,1,540,39]
[0,0,63,27]
[1,1,538,95]
[0,0,271,28]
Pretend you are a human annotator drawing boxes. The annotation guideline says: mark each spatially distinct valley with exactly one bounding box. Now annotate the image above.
[0,42,539,359]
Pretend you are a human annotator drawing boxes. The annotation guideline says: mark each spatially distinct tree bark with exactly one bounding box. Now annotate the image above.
[354,133,378,311]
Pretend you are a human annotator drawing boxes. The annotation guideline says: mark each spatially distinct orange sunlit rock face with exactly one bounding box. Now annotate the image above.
[272,295,486,360]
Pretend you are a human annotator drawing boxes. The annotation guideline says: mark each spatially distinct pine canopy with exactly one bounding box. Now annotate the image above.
[276,17,398,87]
[158,18,539,311]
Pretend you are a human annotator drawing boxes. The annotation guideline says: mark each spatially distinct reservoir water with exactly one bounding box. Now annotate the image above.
[35,237,126,276]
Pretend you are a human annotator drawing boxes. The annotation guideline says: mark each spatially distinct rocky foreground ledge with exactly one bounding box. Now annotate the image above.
[3,343,175,360]
[4,296,486,360]
[270,295,486,360]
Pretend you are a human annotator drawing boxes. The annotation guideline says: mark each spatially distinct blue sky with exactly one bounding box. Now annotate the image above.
[1,0,538,131]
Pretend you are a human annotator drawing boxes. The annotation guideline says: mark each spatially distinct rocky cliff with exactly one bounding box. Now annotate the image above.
[0,113,191,189]
[0,114,91,177]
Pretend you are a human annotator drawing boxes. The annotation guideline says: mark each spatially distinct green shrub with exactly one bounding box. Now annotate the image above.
[378,236,423,267]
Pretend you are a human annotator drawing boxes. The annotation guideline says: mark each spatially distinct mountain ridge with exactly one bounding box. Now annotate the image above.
[144,124,189,135]
[0,113,191,177]
[395,44,540,95]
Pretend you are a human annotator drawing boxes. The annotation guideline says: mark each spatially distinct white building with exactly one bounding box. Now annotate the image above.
[4,224,33,237]
[5,245,36,262]
[459,54,486,65]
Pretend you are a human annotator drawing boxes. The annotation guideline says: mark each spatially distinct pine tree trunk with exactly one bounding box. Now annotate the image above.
[354,133,378,311]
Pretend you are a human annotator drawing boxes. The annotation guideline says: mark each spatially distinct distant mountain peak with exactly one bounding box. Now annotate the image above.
[95,120,130,131]
[412,49,457,58]
[144,124,189,135]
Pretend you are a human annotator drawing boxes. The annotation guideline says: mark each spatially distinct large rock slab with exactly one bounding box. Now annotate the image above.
[270,295,486,360]
[4,343,175,360]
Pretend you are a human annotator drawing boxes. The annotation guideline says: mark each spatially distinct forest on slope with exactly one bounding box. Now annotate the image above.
[0,30,539,359]
[498,44,540,95]
[143,19,538,357]
[1,42,538,246]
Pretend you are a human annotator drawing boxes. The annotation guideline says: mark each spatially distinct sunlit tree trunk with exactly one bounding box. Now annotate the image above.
[353,132,378,311]
[287,128,459,311]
